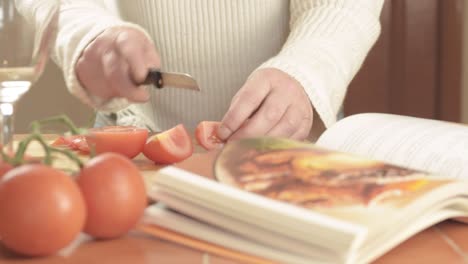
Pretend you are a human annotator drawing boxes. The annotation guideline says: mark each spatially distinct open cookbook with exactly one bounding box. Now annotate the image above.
[141,113,468,264]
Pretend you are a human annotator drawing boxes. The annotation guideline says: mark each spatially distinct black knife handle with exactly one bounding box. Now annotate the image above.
[142,68,164,88]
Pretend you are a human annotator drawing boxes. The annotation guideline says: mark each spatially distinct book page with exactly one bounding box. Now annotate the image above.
[143,204,316,264]
[151,137,459,263]
[154,138,453,243]
[316,113,468,179]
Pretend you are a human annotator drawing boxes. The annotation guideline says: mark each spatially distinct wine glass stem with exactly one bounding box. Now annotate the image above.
[0,103,14,152]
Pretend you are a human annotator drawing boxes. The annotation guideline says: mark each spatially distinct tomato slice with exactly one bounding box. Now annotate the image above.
[51,136,69,147]
[52,135,89,154]
[86,126,149,159]
[143,124,193,164]
[195,121,225,151]
[70,136,90,154]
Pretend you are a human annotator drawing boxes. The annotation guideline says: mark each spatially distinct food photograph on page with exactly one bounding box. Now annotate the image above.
[214,138,448,221]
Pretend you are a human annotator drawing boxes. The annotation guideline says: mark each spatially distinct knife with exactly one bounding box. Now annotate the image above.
[142,68,200,91]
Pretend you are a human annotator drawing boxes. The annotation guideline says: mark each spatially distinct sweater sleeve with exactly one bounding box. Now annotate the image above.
[19,0,151,111]
[256,0,384,128]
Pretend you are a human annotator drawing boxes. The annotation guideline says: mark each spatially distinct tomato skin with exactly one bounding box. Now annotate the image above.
[0,164,86,257]
[0,153,42,180]
[195,121,224,151]
[0,163,13,179]
[143,124,193,164]
[86,126,148,159]
[77,153,147,239]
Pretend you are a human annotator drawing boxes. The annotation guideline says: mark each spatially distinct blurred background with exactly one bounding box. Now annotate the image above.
[15,0,467,133]
[345,0,464,122]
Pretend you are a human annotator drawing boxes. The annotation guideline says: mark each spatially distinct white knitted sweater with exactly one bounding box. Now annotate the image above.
[25,0,384,133]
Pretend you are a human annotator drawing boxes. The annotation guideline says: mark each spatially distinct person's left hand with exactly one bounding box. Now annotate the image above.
[217,68,313,141]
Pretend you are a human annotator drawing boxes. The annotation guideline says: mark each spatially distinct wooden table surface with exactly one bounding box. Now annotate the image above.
[1,221,467,264]
[0,135,467,264]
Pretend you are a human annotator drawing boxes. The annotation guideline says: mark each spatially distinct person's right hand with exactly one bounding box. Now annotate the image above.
[76,27,160,103]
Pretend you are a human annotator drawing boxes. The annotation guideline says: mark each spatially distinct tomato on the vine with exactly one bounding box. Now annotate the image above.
[85,126,148,159]
[195,121,224,151]
[143,124,193,164]
[76,153,147,239]
[0,164,86,257]
[0,162,13,179]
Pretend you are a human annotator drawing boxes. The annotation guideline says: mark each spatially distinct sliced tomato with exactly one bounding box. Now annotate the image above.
[51,136,69,147]
[52,135,89,154]
[143,124,193,164]
[195,121,225,151]
[86,126,149,159]
[70,136,90,154]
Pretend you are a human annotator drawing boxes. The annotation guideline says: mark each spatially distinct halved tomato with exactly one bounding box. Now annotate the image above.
[143,124,193,164]
[86,126,149,159]
[195,121,224,151]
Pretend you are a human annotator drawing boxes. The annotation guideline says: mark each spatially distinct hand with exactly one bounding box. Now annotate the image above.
[218,68,313,141]
[76,27,160,103]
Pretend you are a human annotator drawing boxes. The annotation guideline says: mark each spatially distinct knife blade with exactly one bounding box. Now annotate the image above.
[142,68,200,91]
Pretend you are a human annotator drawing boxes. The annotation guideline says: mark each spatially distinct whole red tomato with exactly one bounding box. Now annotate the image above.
[0,162,13,179]
[143,124,193,164]
[195,121,224,151]
[0,164,86,257]
[85,126,149,159]
[76,153,147,239]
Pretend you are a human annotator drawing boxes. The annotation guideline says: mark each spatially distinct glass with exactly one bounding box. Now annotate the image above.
[0,0,59,151]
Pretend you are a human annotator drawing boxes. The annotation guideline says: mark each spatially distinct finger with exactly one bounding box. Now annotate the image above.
[290,111,314,141]
[290,120,313,140]
[143,43,162,69]
[228,89,290,140]
[266,105,312,139]
[264,106,300,138]
[114,31,160,84]
[218,78,271,140]
[102,50,150,102]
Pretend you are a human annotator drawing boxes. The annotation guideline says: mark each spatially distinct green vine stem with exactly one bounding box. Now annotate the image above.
[0,119,85,170]
[33,114,86,135]
[10,132,84,169]
[13,133,52,166]
[49,146,84,169]
[0,147,13,164]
